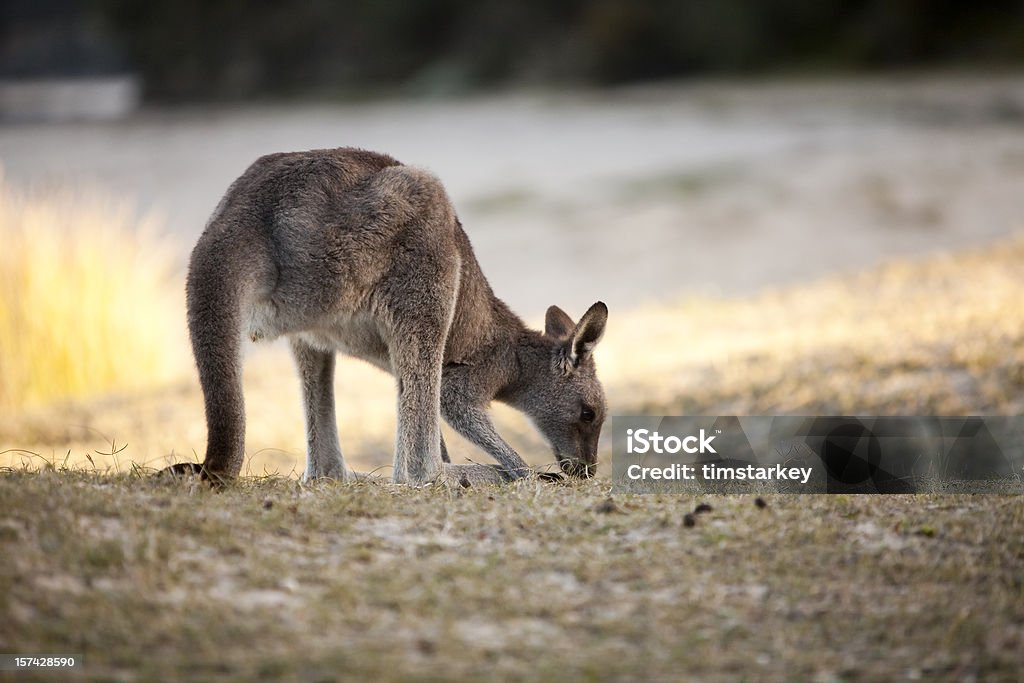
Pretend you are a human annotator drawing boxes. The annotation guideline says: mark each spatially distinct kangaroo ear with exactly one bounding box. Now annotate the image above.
[545,305,575,339]
[567,301,608,367]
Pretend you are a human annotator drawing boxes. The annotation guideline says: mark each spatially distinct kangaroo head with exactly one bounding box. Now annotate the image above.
[519,301,608,478]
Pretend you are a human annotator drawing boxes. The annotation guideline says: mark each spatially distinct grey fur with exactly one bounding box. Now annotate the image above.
[167,148,608,485]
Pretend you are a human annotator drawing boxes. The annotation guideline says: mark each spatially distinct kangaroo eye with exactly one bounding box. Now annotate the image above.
[580,406,596,423]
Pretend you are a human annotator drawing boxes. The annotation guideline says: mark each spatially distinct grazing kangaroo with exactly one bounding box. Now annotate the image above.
[163,148,608,485]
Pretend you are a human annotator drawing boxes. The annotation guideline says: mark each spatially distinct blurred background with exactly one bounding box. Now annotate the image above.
[2,0,1024,476]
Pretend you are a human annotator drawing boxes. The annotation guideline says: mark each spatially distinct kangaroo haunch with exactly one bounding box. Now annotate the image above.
[163,147,608,485]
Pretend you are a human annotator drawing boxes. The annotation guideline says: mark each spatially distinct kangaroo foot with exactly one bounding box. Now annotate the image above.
[157,462,232,488]
[439,463,566,486]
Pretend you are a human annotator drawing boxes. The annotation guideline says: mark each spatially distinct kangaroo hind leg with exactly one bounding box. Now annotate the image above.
[290,337,349,481]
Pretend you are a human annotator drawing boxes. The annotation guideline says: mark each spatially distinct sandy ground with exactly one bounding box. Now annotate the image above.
[2,74,1024,317]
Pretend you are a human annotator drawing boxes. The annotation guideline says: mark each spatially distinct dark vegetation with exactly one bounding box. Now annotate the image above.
[3,1,1024,99]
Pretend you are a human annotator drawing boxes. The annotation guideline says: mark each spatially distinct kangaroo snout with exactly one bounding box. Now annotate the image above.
[553,425,602,478]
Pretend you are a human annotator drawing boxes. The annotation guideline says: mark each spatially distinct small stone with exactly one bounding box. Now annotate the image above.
[683,513,696,527]
[459,475,472,489]
[262,498,273,510]
[755,497,768,509]
[694,502,713,514]
[593,497,622,514]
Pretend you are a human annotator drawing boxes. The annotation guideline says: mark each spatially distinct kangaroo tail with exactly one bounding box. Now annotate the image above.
[186,232,252,481]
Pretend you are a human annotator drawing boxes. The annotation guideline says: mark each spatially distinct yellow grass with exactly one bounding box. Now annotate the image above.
[598,235,1024,416]
[3,225,1023,475]
[0,177,186,411]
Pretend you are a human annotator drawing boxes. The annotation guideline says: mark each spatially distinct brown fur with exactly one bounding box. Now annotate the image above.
[163,148,608,485]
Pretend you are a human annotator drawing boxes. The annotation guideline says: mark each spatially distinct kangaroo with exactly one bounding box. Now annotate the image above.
[163,147,608,485]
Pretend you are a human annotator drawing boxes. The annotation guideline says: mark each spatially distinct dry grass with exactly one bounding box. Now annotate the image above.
[2,229,1023,680]
[0,177,186,411]
[4,234,1023,476]
[599,235,1024,417]
[0,471,1021,681]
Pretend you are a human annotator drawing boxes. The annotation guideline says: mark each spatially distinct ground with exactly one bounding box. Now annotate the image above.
[1,474,1021,682]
